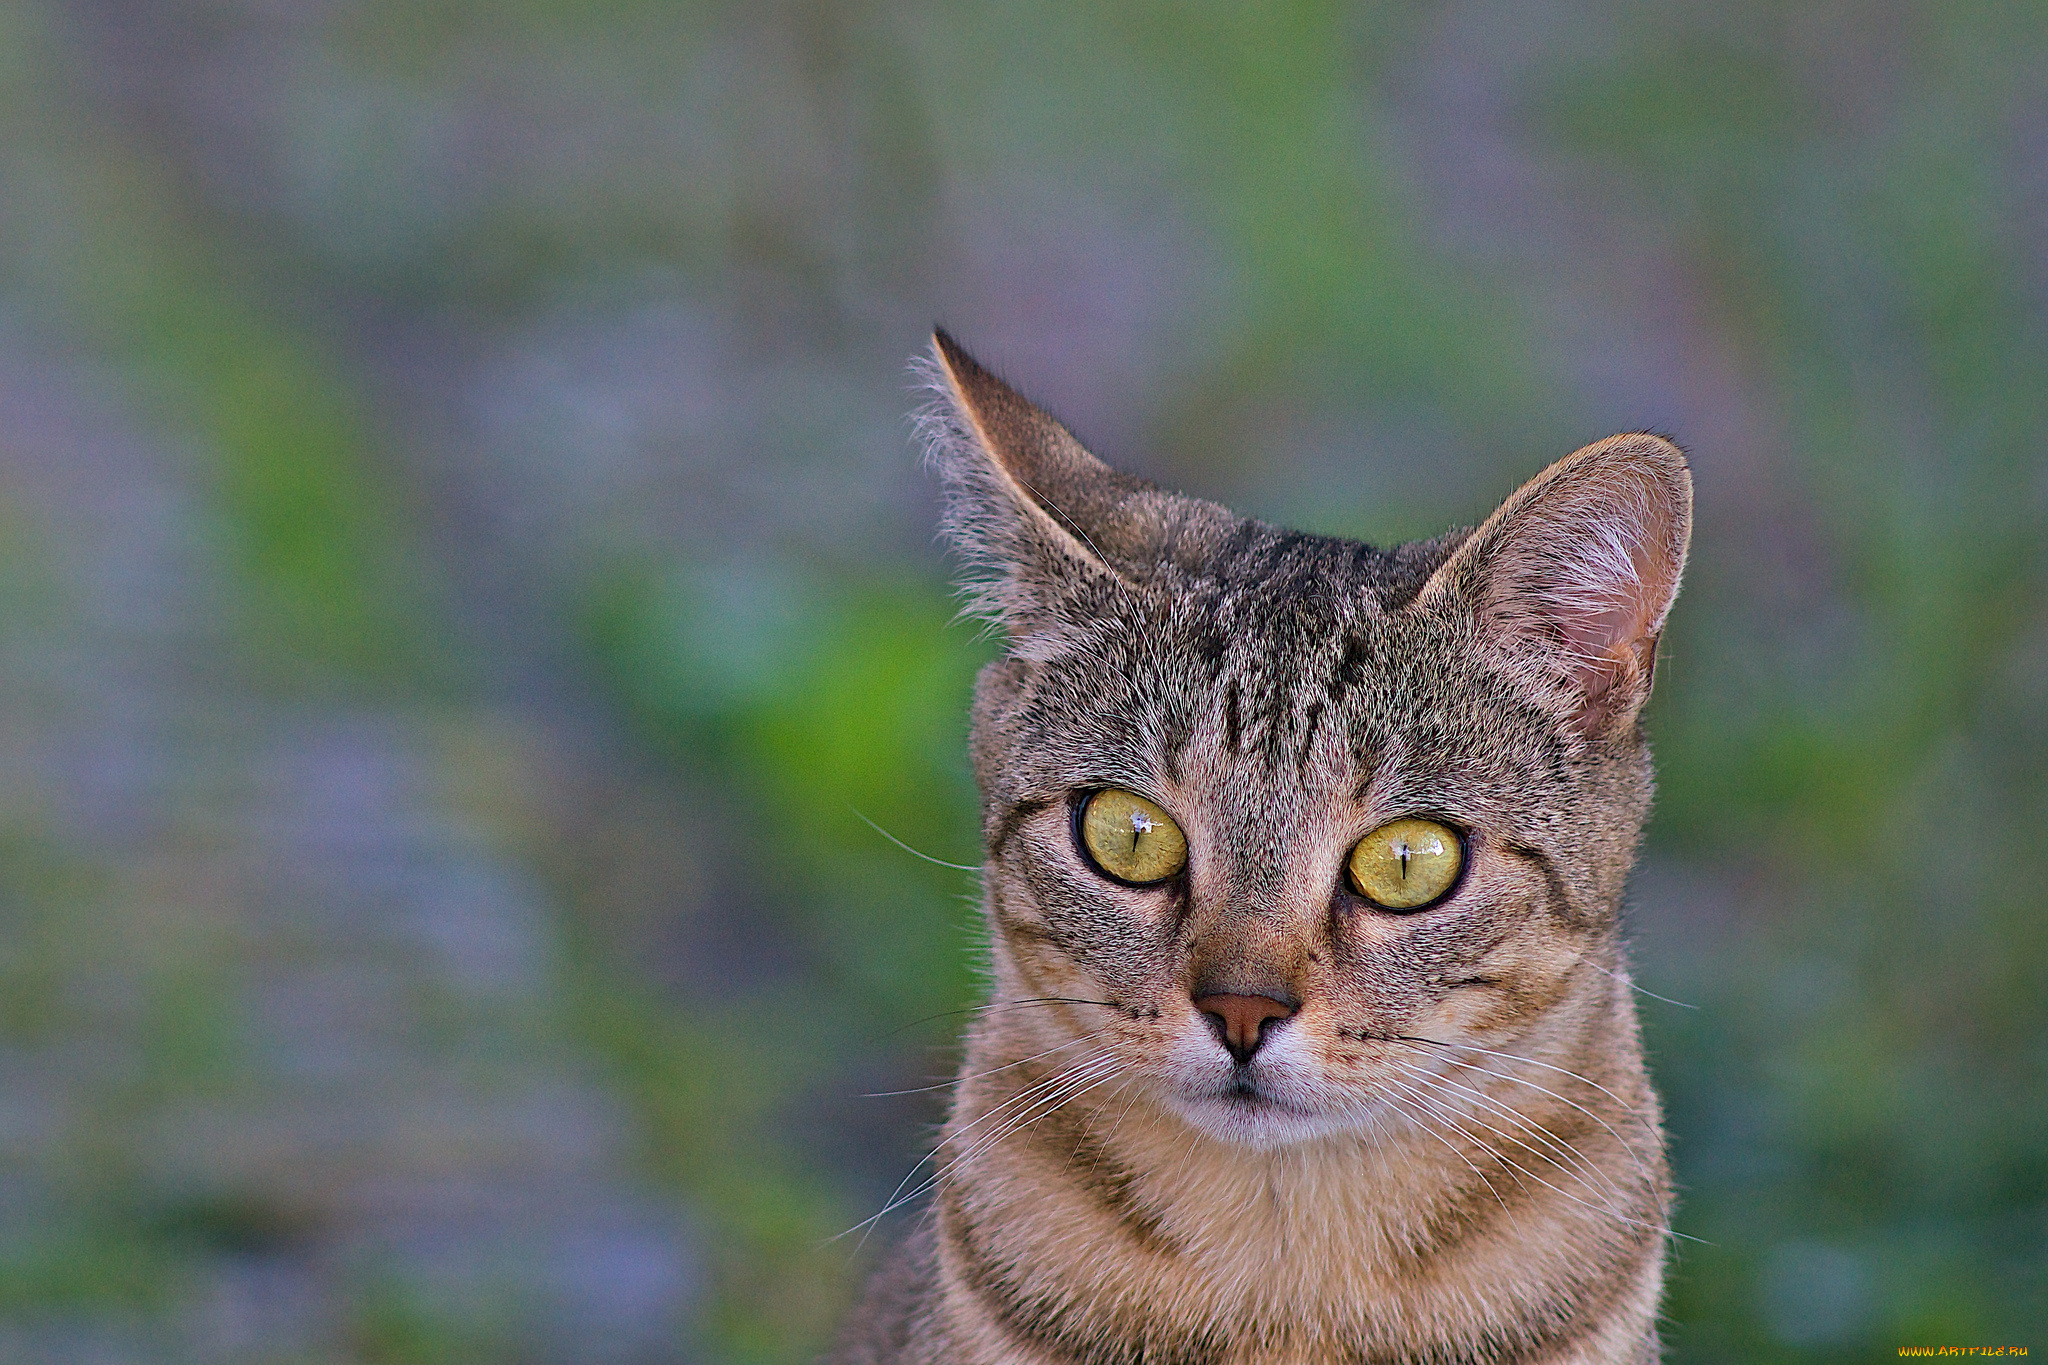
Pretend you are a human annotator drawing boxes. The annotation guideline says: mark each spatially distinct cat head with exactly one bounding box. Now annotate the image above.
[919,331,1690,1148]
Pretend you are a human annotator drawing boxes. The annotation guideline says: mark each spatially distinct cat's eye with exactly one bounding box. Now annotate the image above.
[1346,818,1464,911]
[1077,789,1188,886]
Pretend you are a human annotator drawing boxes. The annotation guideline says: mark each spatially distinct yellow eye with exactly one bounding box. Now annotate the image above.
[1347,818,1464,910]
[1078,789,1188,885]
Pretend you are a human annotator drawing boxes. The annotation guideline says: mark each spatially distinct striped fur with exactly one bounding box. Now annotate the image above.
[831,333,1690,1365]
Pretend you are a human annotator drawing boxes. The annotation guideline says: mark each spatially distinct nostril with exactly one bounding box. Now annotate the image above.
[1193,992,1296,1064]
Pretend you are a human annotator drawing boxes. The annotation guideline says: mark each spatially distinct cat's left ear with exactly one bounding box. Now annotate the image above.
[1420,434,1692,739]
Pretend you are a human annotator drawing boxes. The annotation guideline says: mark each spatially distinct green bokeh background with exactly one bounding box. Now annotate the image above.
[0,1,2041,1360]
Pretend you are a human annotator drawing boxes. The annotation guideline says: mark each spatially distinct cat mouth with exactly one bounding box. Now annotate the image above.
[1222,1075,1267,1103]
[1165,1073,1346,1147]
[1205,1071,1307,1115]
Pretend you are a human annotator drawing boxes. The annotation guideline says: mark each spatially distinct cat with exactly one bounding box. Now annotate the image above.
[830,330,1690,1365]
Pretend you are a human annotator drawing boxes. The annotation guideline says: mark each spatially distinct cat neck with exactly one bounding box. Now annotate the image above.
[933,987,1669,1352]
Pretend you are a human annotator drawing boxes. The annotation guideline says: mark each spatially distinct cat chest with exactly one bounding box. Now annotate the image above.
[943,1182,1481,1359]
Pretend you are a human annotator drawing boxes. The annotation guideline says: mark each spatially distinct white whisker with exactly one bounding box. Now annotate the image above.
[859,1031,1106,1098]
[1393,1036,1661,1158]
[838,1048,1125,1245]
[1373,1085,1516,1216]
[888,1055,1126,1217]
[1385,1043,1659,1192]
[1578,955,1697,1009]
[1387,1059,1632,1207]
[840,1046,1112,1245]
[851,808,982,873]
[1380,1071,1669,1237]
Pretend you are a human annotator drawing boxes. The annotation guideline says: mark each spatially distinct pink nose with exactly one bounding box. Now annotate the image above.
[1194,992,1296,1063]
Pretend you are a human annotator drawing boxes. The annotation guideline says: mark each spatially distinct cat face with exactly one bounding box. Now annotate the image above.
[924,331,1688,1149]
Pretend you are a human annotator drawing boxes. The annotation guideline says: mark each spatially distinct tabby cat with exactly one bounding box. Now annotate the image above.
[831,331,1691,1365]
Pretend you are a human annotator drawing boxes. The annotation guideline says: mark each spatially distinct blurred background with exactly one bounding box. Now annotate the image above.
[0,0,2041,1360]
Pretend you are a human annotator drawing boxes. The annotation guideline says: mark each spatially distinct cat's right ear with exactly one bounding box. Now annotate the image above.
[916,330,1153,645]
[1419,434,1693,740]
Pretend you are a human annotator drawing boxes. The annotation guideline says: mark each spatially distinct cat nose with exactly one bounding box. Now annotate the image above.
[1193,992,1296,1064]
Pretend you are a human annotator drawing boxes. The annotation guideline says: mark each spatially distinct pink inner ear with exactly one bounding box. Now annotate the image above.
[1478,458,1688,732]
[1548,519,1671,664]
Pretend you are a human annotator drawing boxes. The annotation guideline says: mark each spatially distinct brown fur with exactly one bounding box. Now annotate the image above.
[830,332,1690,1365]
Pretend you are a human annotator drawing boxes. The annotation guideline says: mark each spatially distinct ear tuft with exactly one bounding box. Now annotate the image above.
[1423,434,1692,738]
[912,332,1125,638]
[914,331,1232,648]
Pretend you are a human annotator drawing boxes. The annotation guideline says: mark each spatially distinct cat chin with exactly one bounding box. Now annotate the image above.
[1163,1084,1372,1150]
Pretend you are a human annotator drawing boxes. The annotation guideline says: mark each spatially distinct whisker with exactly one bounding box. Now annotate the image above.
[1382,1071,1670,1238]
[865,1049,1109,1208]
[1378,1073,1533,1201]
[1578,955,1697,1009]
[929,1043,1118,1150]
[851,807,981,872]
[945,1064,1134,1223]
[960,1061,1129,1191]
[934,1055,1126,1179]
[1393,1036,1657,1128]
[860,1031,1106,1097]
[839,1047,1120,1244]
[1089,1080,1148,1176]
[1405,1062,1633,1202]
[1386,1042,1658,1183]
[1387,1059,1632,1207]
[1373,1086,1515,1216]
[880,995,1120,1040]
[1354,1100,1397,1187]
[1065,1054,1150,1187]
[857,1053,1126,1234]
